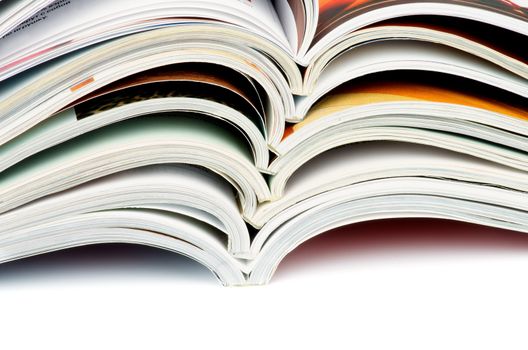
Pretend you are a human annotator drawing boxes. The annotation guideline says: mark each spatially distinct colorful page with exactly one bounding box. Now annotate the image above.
[286,74,528,138]
[313,0,528,48]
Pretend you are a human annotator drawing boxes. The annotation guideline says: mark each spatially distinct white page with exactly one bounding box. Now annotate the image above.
[274,0,298,51]
[284,141,528,198]
[0,114,252,190]
[0,0,55,38]
[0,164,241,232]
[0,162,251,257]
[0,0,289,79]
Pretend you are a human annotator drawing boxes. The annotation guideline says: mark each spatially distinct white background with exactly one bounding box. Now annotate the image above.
[2,218,528,349]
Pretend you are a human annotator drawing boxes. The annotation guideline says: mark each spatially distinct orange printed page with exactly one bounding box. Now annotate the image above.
[59,63,266,123]
[285,80,528,139]
[67,64,253,108]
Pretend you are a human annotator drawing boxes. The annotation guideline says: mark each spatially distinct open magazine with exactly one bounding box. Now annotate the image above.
[0,0,528,285]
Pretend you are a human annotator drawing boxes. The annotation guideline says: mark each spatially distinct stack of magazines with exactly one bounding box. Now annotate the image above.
[1,0,527,286]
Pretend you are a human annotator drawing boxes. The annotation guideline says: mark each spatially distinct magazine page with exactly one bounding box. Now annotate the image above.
[369,16,528,65]
[0,164,241,236]
[0,0,30,36]
[292,74,528,134]
[296,40,528,118]
[273,0,307,51]
[0,0,289,80]
[0,114,261,215]
[305,15,528,84]
[63,63,266,134]
[315,0,528,45]
[259,141,528,226]
[0,114,253,188]
[0,0,54,38]
[0,162,252,259]
[299,0,528,60]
